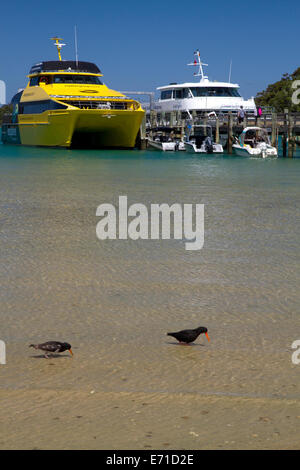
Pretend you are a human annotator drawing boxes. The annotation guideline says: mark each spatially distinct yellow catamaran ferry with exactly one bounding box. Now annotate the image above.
[2,38,144,148]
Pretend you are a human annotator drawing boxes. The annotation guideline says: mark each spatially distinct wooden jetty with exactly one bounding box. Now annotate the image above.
[138,110,300,157]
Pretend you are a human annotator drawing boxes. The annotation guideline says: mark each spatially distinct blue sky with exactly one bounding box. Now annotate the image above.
[0,0,299,102]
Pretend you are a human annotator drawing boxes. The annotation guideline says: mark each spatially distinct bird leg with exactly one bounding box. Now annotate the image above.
[45,349,60,358]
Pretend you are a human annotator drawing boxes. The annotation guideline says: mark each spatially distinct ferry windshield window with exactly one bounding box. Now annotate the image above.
[19,100,68,114]
[29,76,40,86]
[174,89,183,99]
[53,75,102,85]
[160,90,173,100]
[183,89,191,98]
[190,87,241,97]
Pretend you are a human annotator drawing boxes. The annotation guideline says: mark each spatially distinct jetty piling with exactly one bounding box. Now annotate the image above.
[288,114,293,158]
[227,112,233,154]
[215,117,220,144]
[271,112,277,147]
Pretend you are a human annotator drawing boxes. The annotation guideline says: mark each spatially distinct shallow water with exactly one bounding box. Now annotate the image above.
[0,144,300,400]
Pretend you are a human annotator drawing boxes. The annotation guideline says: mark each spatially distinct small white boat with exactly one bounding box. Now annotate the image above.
[148,136,185,151]
[148,137,176,151]
[184,125,223,153]
[233,127,277,158]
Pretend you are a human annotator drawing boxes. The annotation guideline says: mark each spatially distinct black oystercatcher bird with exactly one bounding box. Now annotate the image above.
[167,326,210,345]
[29,341,73,358]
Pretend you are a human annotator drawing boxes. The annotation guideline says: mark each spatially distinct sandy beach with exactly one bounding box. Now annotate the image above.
[1,340,300,450]
[1,389,300,450]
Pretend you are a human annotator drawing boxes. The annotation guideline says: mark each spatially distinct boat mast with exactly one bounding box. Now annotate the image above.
[228,59,232,83]
[187,50,208,82]
[51,37,66,61]
[74,26,79,66]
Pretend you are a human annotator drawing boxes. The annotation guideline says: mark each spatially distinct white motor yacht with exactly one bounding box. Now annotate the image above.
[145,50,256,117]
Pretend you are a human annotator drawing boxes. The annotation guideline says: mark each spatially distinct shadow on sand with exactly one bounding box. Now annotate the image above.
[29,354,72,359]
[166,341,205,347]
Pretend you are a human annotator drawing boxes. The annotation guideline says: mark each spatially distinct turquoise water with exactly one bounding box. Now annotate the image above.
[1,142,300,399]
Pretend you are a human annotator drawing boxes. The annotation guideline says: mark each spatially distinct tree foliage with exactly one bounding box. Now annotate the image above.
[255,67,300,112]
[0,104,13,124]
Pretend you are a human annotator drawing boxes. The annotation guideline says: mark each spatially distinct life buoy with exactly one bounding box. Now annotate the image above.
[39,76,49,85]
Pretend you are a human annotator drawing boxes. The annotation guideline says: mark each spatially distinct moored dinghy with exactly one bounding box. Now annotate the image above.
[147,135,177,151]
[184,124,223,153]
[147,133,185,151]
[233,127,277,158]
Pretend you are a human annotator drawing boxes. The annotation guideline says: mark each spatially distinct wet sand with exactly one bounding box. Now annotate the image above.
[1,389,300,449]
[1,342,300,449]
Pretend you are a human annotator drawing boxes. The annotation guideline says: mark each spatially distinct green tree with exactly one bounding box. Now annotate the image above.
[255,68,300,112]
[0,104,13,124]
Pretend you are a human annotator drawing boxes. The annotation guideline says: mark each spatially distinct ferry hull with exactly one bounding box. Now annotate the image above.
[2,108,144,148]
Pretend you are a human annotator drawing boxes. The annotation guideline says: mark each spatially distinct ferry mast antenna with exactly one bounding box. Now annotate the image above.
[51,37,66,61]
[74,26,79,66]
[229,59,232,83]
[188,50,208,82]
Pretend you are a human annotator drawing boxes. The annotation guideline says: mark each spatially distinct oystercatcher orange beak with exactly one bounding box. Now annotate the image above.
[205,332,210,342]
[69,349,73,356]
